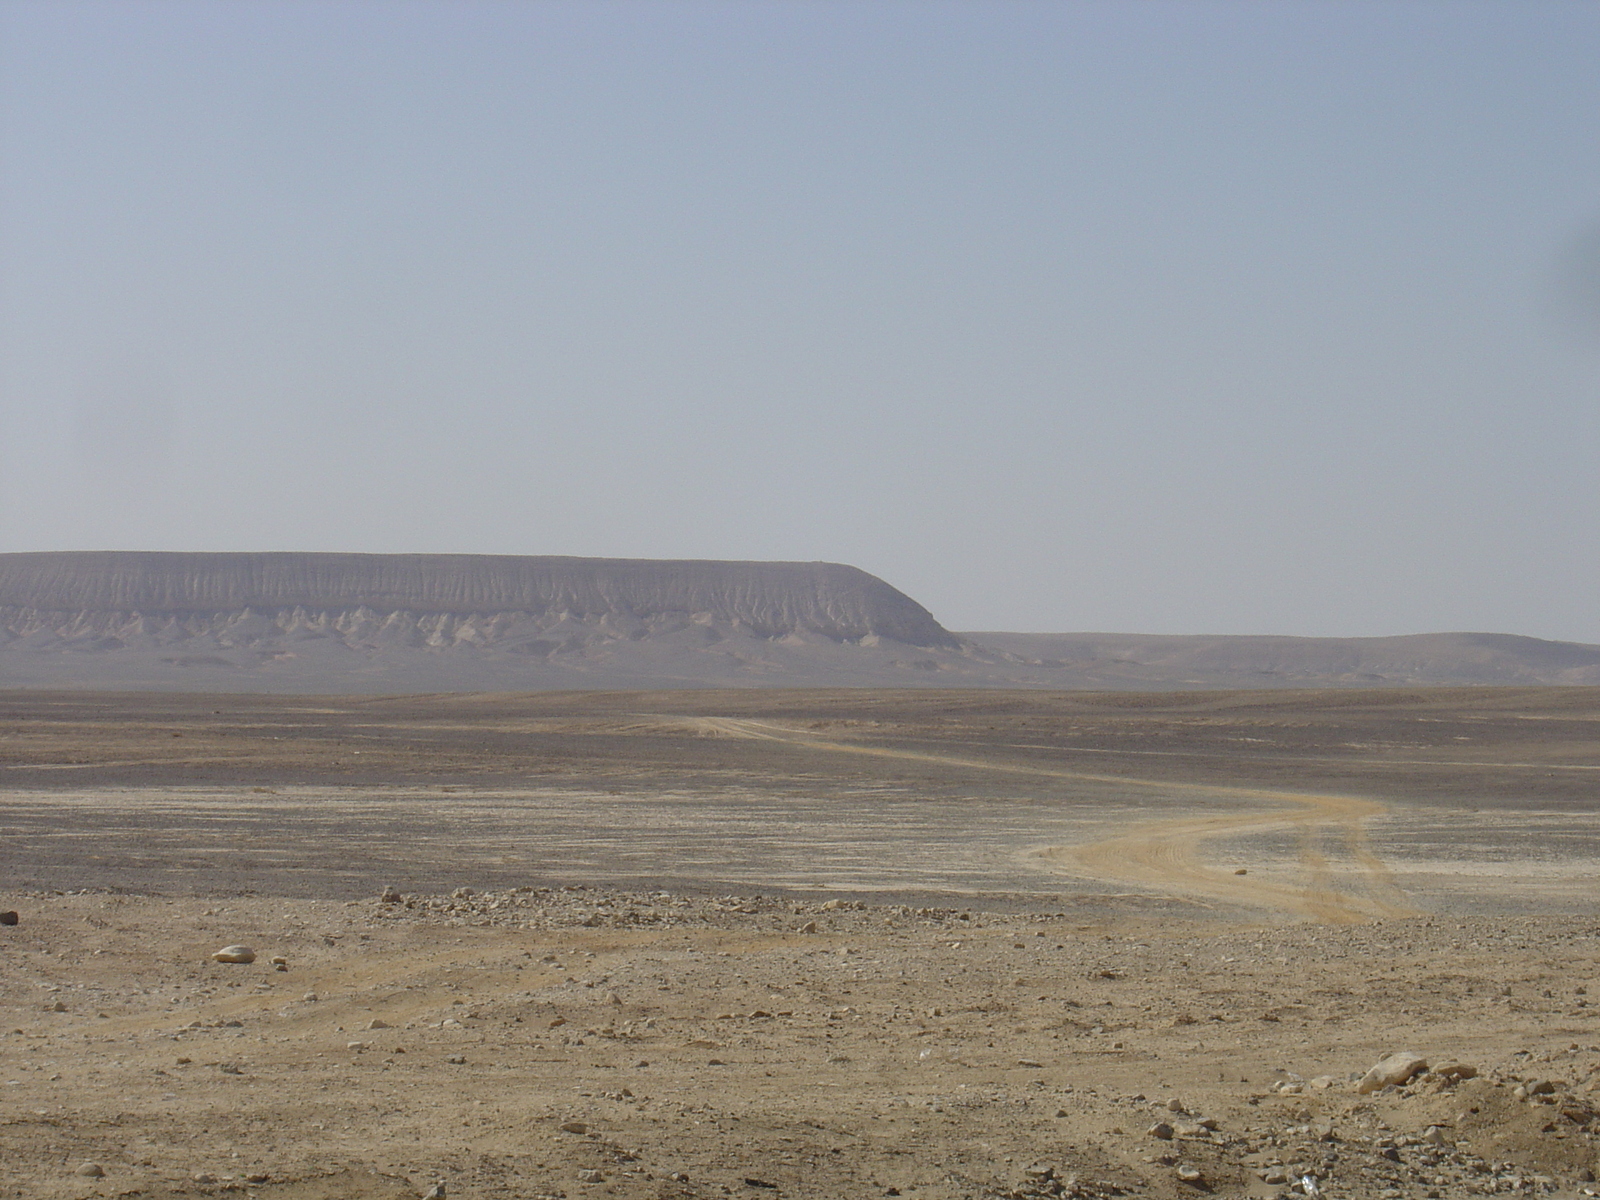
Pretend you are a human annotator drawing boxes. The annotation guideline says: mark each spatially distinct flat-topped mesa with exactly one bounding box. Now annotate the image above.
[0,551,961,649]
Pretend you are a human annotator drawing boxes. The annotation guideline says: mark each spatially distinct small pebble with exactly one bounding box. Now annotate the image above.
[75,1162,105,1178]
[212,945,256,964]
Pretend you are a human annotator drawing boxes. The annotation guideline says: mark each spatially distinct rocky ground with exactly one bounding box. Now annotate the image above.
[5,884,1600,1200]
[4,687,1599,1199]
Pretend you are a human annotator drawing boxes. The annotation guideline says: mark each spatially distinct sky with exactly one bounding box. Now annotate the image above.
[2,1,1598,640]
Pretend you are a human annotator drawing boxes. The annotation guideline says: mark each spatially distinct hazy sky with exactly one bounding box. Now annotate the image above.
[3,1,1598,639]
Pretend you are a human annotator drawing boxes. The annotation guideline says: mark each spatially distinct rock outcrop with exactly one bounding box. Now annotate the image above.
[0,551,974,691]
[0,551,957,647]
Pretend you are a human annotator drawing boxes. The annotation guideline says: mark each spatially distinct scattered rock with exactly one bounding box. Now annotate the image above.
[422,1184,445,1200]
[380,886,402,903]
[1175,1163,1203,1184]
[367,1018,390,1029]
[0,910,18,925]
[212,945,257,964]
[1148,1121,1174,1140]
[1356,1050,1428,1093]
[799,921,818,934]
[560,1120,589,1135]
[577,1170,604,1184]
[1432,1061,1477,1081]
[75,1162,105,1178]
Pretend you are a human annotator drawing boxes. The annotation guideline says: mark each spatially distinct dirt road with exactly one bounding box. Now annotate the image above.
[682,716,1418,922]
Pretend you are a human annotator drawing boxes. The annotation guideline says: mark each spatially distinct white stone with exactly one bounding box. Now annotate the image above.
[1356,1051,1428,1094]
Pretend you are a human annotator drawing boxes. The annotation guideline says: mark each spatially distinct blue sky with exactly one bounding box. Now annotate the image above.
[2,1,1598,638]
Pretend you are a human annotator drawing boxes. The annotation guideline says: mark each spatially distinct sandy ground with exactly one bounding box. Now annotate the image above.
[2,687,1599,1200]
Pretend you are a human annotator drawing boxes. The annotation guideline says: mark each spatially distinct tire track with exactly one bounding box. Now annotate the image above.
[672,716,1416,923]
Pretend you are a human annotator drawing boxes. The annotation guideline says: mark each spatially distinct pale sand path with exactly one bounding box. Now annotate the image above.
[674,715,1417,923]
[1055,790,1417,923]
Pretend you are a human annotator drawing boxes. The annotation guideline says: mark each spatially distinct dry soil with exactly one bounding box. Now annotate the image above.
[2,687,1598,1200]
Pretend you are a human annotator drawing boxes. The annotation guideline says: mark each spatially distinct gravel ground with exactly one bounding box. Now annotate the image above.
[3,885,1600,1200]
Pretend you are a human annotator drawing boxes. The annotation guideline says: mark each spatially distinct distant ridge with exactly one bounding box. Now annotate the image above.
[0,551,979,692]
[0,551,957,647]
[1,552,1597,692]
[970,630,1600,688]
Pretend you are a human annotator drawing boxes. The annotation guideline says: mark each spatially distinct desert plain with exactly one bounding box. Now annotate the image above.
[2,685,1599,1200]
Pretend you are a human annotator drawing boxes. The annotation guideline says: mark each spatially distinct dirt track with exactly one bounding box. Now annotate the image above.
[671,716,1436,922]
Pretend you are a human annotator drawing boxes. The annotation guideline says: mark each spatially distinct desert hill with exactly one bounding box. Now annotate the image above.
[974,629,1600,688]
[0,551,981,692]
[1,551,1597,692]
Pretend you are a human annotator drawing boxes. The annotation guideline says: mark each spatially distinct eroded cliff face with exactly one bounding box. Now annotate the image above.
[0,552,960,647]
[0,552,975,691]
